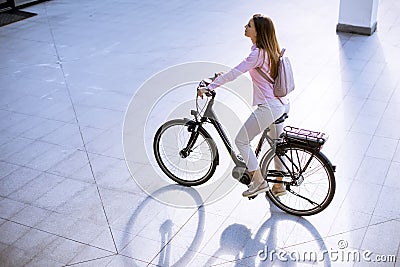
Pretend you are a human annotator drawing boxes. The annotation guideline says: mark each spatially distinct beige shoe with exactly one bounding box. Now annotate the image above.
[242,181,269,198]
[271,186,286,197]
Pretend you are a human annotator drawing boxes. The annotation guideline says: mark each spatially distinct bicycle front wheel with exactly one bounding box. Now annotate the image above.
[153,119,218,186]
[260,143,335,216]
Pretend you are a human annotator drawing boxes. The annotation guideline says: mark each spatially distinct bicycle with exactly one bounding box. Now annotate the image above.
[153,77,336,216]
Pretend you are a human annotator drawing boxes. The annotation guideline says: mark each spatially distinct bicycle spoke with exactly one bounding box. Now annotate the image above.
[287,188,321,207]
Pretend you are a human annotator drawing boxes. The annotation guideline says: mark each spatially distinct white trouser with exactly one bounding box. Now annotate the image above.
[235,98,290,172]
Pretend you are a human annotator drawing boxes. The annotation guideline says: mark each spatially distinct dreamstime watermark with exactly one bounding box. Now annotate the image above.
[257,240,397,263]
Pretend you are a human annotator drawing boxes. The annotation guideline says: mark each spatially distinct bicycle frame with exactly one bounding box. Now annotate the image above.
[191,92,276,169]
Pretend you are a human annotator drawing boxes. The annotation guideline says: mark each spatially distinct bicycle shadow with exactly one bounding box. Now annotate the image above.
[119,183,331,266]
[120,184,206,266]
[204,198,332,266]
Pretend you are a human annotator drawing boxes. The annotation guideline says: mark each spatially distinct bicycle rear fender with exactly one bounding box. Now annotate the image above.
[318,150,336,173]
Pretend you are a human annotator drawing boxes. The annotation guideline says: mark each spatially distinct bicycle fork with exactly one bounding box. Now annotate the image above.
[179,120,199,159]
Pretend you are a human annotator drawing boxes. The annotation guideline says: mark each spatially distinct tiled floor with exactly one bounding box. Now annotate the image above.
[1,0,400,266]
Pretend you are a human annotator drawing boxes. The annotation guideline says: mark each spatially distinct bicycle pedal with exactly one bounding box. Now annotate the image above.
[248,195,257,200]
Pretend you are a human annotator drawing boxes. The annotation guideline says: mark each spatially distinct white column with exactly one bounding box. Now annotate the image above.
[337,0,379,35]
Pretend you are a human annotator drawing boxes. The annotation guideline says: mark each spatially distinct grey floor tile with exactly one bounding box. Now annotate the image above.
[354,156,391,185]
[4,78,63,101]
[375,116,400,140]
[0,198,27,220]
[361,219,400,256]
[26,145,76,171]
[373,186,400,219]
[0,129,17,147]
[0,240,8,254]
[66,163,95,183]
[330,177,352,208]
[20,119,66,140]
[350,114,381,135]
[2,114,46,137]
[332,153,364,179]
[75,90,130,112]
[366,136,398,160]
[340,180,382,214]
[24,256,64,267]
[12,228,58,257]
[75,106,124,130]
[55,185,109,227]
[34,178,89,210]
[336,132,374,160]
[47,106,77,124]
[86,128,123,157]
[359,99,387,117]
[393,143,400,162]
[384,161,400,189]
[325,227,368,251]
[4,140,56,166]
[57,219,110,248]
[0,245,37,267]
[47,149,90,178]
[328,209,372,235]
[0,220,31,245]
[0,136,34,161]
[39,122,84,149]
[68,251,116,267]
[88,154,132,190]
[120,234,175,266]
[8,172,64,204]
[0,166,42,197]
[10,205,54,229]
[0,91,24,108]
[86,228,118,254]
[79,126,106,146]
[35,212,82,239]
[0,111,29,130]
[11,66,64,88]
[369,84,396,103]
[106,254,154,267]
[0,161,19,179]
[35,236,97,265]
[385,101,400,122]
[4,95,51,116]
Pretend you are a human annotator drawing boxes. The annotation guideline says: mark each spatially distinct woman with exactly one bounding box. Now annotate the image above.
[198,14,290,198]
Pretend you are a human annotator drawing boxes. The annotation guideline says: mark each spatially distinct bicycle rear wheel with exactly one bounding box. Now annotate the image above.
[260,143,335,216]
[153,119,218,186]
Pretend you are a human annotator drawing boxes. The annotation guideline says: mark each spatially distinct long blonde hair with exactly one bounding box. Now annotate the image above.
[252,14,281,79]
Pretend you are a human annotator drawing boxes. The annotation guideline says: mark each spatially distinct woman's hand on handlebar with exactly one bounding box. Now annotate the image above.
[197,87,211,99]
[197,72,222,99]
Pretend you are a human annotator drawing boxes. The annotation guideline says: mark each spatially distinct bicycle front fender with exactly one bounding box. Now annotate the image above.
[183,118,220,166]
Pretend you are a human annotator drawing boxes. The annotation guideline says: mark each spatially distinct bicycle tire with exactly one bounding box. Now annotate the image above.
[260,143,335,216]
[153,119,218,186]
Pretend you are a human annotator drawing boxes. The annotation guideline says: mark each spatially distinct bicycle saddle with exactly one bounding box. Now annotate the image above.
[274,113,288,124]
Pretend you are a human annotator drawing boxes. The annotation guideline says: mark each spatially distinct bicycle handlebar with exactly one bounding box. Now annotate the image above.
[197,72,222,99]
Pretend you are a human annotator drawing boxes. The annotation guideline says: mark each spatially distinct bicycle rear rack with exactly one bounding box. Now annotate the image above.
[281,126,328,148]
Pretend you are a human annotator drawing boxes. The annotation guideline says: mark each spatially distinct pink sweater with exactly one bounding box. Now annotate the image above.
[207,44,277,106]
